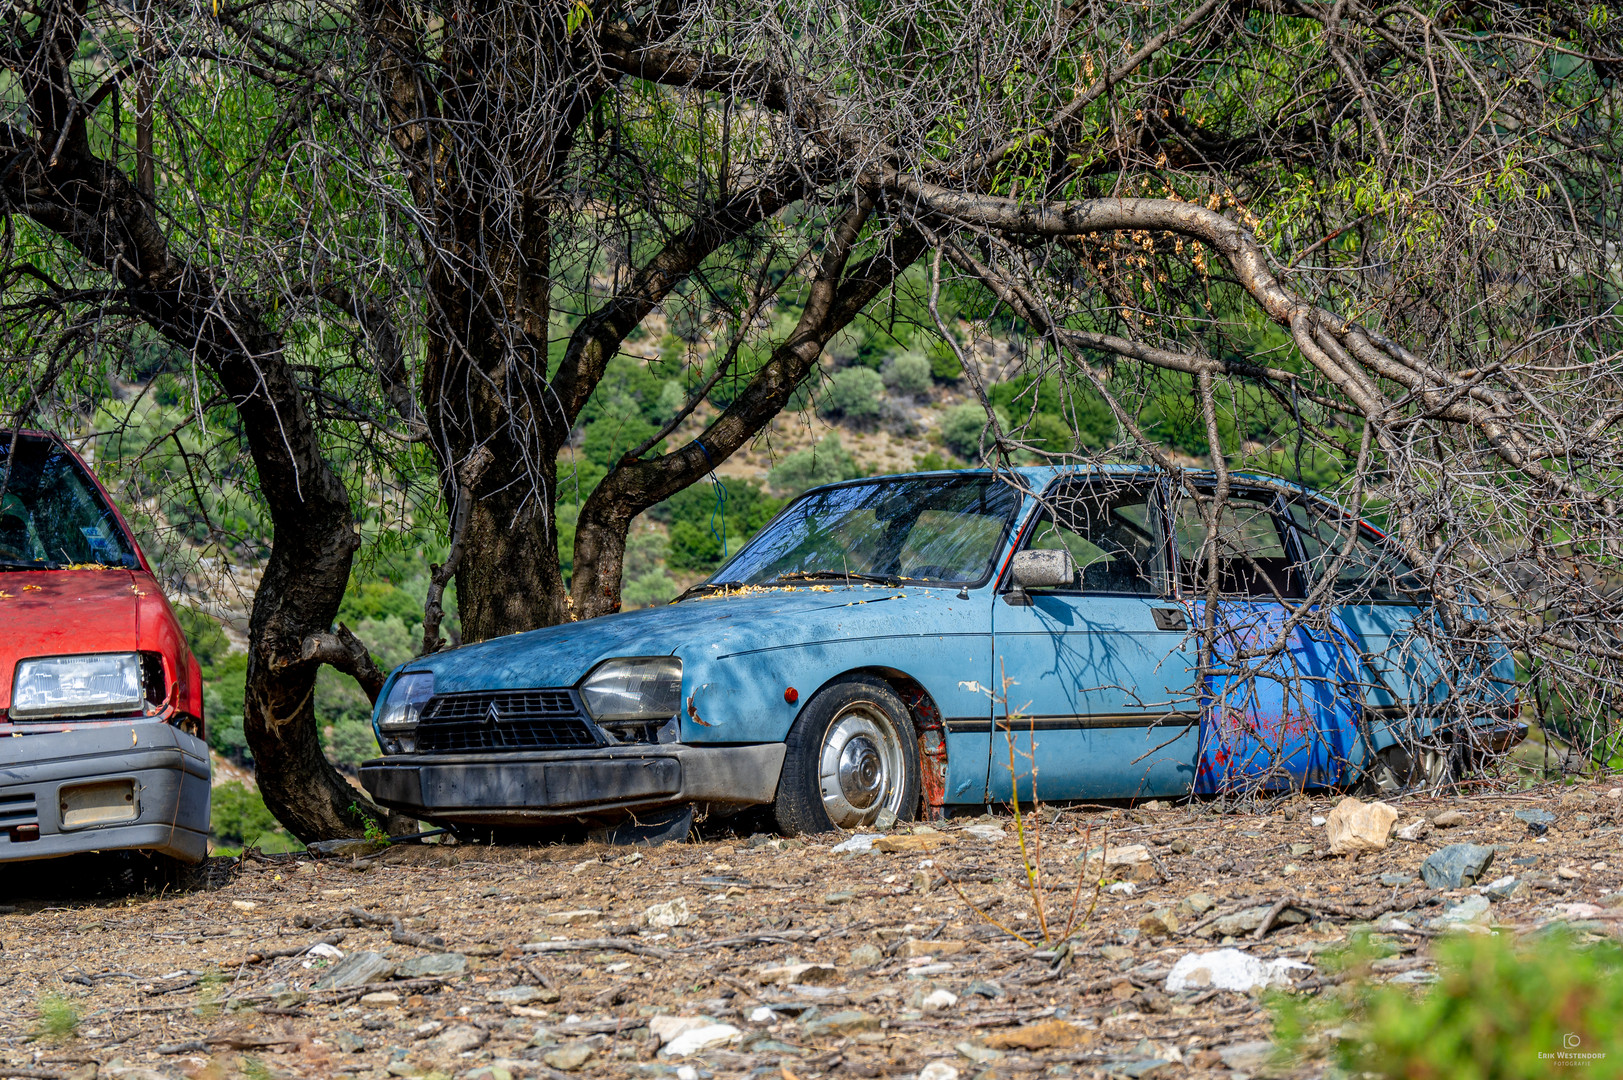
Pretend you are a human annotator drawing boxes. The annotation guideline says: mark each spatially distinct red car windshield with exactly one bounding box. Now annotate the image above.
[0,435,140,570]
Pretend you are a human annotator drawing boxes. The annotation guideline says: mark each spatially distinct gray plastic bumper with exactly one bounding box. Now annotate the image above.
[0,722,211,864]
[360,742,787,825]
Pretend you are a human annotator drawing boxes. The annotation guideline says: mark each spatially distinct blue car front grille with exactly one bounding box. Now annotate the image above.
[415,690,601,753]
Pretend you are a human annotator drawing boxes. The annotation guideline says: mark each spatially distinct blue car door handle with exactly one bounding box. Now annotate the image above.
[1151,606,1187,631]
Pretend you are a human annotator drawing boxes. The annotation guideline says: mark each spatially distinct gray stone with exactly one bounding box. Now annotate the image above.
[1600,892,1623,909]
[1420,843,1496,889]
[964,979,1005,999]
[1380,873,1415,887]
[1289,843,1315,857]
[1180,892,1216,916]
[313,951,397,990]
[1217,1041,1275,1071]
[803,1010,879,1037]
[822,891,856,905]
[486,985,545,1005]
[422,1023,487,1057]
[1211,904,1307,937]
[847,944,883,967]
[1432,894,1492,928]
[1483,876,1520,901]
[1431,809,1467,828]
[543,1043,594,1071]
[395,953,467,979]
[1114,1060,1175,1079]
[955,1042,1005,1065]
[333,1031,366,1053]
[1515,808,1556,826]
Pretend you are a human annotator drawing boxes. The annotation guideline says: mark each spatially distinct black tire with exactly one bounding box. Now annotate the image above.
[771,675,921,835]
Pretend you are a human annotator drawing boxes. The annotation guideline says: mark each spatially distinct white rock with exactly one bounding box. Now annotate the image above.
[1311,816,1327,826]
[757,962,839,986]
[919,1062,961,1080]
[962,824,1005,842]
[1165,949,1312,993]
[1081,843,1158,883]
[831,833,885,854]
[921,989,958,1011]
[643,897,695,928]
[1325,797,1399,855]
[649,1016,712,1045]
[307,942,343,959]
[544,909,600,925]
[662,1023,742,1057]
[749,1006,779,1023]
[676,1068,699,1080]
[1396,818,1430,842]
[1108,881,1138,895]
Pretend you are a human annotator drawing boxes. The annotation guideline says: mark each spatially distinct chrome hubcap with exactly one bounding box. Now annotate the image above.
[818,704,906,828]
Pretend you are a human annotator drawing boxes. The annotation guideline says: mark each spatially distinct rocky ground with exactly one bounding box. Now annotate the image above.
[3,779,1622,1080]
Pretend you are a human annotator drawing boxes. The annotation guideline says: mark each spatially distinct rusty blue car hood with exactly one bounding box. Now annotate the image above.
[392,584,973,695]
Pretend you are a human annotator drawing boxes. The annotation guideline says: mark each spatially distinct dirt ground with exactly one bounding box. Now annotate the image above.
[4,780,1621,1080]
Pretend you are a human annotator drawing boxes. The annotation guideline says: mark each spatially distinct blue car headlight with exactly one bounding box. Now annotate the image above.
[580,658,681,724]
[377,672,434,753]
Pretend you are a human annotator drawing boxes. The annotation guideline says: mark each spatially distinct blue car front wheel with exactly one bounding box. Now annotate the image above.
[772,675,921,834]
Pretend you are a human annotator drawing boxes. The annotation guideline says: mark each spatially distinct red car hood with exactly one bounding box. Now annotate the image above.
[0,568,141,712]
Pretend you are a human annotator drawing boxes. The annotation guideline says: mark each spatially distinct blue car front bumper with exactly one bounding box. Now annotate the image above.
[360,742,787,825]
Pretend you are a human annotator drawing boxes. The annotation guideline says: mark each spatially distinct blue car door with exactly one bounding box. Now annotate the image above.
[1284,501,1516,775]
[989,476,1202,801]
[1169,488,1364,793]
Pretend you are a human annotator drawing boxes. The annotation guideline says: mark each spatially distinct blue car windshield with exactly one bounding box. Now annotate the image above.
[709,475,1023,588]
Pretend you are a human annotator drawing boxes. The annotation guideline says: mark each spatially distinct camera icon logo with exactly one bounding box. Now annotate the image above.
[1563,1033,1582,1050]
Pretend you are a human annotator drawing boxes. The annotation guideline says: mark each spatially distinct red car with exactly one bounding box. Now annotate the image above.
[0,431,209,869]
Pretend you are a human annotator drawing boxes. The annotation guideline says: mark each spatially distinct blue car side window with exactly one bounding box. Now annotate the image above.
[1287,501,1428,603]
[1024,483,1164,595]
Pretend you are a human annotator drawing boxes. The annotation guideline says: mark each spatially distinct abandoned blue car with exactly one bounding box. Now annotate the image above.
[360,467,1523,834]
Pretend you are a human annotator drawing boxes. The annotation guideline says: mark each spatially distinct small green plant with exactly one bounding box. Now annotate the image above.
[1275,928,1623,1080]
[1351,930,1623,1079]
[239,1056,276,1080]
[350,802,390,844]
[33,994,79,1041]
[948,666,1102,949]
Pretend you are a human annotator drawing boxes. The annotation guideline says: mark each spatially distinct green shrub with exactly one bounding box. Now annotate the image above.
[337,581,421,631]
[326,717,381,768]
[939,402,1010,461]
[1348,930,1623,1079]
[819,367,886,421]
[926,339,963,382]
[656,479,785,571]
[768,434,863,495]
[175,607,229,667]
[881,350,933,397]
[33,995,79,1041]
[203,652,250,762]
[211,781,300,853]
[622,570,677,609]
[582,413,658,469]
[914,450,956,472]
